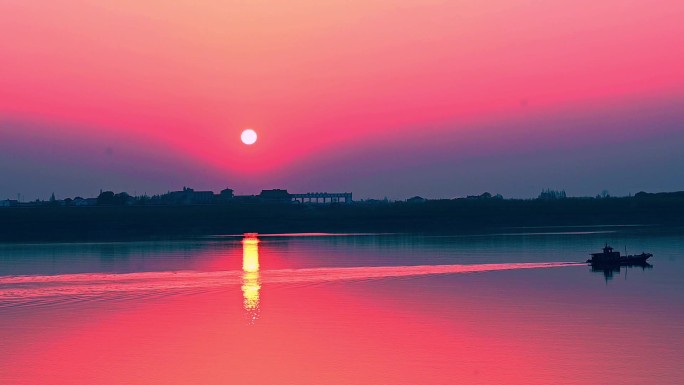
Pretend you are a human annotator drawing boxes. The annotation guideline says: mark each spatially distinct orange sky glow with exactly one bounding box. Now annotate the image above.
[1,1,683,198]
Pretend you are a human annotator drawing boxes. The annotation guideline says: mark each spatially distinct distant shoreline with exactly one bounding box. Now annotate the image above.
[1,192,684,242]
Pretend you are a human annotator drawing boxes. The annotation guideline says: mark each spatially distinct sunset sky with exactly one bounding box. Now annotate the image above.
[1,0,683,200]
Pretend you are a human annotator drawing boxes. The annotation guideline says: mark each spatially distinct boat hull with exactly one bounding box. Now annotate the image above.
[586,253,652,265]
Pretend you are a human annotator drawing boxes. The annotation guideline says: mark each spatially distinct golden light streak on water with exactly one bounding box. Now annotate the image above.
[241,234,261,323]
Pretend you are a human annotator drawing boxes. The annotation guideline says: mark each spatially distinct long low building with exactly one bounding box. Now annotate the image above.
[255,189,353,204]
[290,192,352,204]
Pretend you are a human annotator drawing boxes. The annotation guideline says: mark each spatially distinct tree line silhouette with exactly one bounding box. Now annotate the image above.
[0,190,683,241]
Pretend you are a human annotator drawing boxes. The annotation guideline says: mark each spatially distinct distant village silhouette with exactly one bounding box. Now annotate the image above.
[0,187,618,208]
[0,186,682,208]
[1,187,683,242]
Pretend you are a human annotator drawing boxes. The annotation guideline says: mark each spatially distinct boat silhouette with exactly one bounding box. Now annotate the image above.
[586,244,652,265]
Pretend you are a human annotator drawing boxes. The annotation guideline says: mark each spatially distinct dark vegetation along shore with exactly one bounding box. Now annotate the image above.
[1,191,684,242]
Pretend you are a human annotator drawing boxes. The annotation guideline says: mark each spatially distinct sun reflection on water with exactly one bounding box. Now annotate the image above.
[241,234,260,323]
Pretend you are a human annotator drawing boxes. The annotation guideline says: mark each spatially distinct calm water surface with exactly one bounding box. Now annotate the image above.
[1,227,683,384]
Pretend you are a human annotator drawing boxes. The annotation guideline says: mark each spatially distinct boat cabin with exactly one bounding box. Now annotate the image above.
[591,244,621,259]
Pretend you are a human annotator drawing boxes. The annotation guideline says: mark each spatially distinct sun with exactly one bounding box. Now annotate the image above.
[241,129,258,145]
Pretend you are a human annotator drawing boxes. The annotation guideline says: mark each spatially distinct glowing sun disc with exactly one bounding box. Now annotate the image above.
[241,129,258,145]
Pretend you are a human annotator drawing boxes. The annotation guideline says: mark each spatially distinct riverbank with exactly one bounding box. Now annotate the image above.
[2,193,684,242]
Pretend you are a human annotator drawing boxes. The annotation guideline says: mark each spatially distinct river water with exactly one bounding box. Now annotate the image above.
[1,227,683,384]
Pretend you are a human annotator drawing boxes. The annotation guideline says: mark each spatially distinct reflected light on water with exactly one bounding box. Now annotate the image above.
[0,232,682,385]
[241,234,260,323]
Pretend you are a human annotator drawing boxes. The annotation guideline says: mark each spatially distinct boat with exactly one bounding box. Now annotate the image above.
[586,244,652,265]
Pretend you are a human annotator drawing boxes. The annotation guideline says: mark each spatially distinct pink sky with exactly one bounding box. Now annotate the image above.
[1,1,683,199]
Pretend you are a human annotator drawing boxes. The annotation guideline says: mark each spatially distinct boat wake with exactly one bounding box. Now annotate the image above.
[0,262,582,304]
